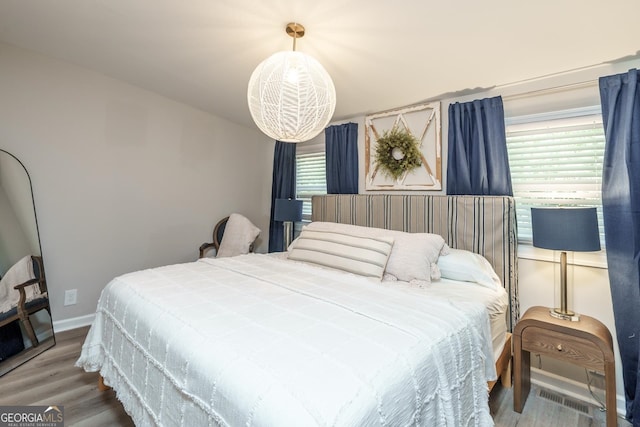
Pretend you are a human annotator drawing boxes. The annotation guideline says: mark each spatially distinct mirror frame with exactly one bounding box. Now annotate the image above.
[0,149,55,376]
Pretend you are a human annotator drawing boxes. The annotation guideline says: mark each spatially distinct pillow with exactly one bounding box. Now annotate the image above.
[287,237,299,252]
[216,213,260,258]
[287,229,394,279]
[303,222,447,283]
[384,232,447,283]
[437,248,501,290]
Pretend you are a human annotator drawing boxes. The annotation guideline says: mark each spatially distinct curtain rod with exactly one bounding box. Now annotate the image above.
[501,79,598,102]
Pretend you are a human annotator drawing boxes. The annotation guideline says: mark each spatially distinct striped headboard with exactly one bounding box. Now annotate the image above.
[311,194,519,330]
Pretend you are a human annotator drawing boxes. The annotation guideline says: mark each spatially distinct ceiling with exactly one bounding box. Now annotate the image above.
[0,0,638,131]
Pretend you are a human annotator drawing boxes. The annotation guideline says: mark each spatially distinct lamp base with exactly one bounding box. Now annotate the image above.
[282,221,293,251]
[549,308,580,322]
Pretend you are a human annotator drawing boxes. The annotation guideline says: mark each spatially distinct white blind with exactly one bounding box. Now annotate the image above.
[505,108,606,245]
[296,142,326,221]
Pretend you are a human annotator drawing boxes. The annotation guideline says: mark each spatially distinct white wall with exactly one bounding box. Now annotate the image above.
[0,42,274,322]
[334,57,640,413]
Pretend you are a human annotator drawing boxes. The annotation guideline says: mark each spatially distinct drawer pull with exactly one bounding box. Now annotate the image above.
[556,344,563,351]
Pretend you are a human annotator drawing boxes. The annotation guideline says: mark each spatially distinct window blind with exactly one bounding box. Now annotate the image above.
[296,142,326,221]
[505,108,606,245]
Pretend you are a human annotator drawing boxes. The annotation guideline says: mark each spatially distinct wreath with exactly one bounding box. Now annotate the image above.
[374,128,422,180]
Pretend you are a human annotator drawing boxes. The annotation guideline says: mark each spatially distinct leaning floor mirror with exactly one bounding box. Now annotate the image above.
[0,149,55,376]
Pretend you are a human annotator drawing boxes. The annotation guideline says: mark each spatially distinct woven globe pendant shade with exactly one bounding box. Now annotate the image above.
[247,36,336,143]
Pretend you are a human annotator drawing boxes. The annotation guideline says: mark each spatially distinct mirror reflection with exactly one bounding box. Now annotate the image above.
[0,149,54,376]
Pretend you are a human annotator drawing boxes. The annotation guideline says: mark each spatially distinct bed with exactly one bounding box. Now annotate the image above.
[77,194,518,427]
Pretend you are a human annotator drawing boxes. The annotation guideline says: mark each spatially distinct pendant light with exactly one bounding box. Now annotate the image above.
[247,23,336,143]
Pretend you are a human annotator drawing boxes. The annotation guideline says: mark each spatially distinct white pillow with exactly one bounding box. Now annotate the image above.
[384,232,447,283]
[287,237,299,252]
[437,248,501,290]
[216,213,260,258]
[303,222,447,283]
[287,229,394,279]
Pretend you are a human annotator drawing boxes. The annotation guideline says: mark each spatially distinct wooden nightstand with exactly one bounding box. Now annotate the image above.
[513,306,616,426]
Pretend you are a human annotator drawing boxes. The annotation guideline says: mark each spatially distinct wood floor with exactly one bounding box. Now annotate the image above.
[0,327,133,426]
[0,326,630,426]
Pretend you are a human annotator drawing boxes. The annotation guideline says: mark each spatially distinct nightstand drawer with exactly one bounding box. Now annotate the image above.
[521,326,604,370]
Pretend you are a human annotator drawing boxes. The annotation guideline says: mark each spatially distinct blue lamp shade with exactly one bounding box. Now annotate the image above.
[531,207,601,252]
[274,199,303,222]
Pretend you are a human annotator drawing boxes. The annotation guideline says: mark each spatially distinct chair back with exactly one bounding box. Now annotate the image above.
[213,217,229,251]
[31,256,47,294]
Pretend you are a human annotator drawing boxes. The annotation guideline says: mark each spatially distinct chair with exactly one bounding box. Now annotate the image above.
[0,256,50,348]
[199,215,258,258]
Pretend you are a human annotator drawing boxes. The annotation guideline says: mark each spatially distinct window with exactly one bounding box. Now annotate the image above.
[295,142,326,222]
[505,106,606,246]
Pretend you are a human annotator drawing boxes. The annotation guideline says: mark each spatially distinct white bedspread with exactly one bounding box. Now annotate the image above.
[76,254,496,427]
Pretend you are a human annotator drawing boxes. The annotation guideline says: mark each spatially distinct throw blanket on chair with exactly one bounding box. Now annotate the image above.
[0,255,39,314]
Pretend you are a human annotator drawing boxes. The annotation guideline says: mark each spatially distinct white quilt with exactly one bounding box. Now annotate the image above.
[76,254,496,427]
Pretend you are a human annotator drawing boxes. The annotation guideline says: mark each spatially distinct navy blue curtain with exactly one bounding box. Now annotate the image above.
[325,122,359,194]
[446,96,512,196]
[600,69,640,425]
[268,141,297,252]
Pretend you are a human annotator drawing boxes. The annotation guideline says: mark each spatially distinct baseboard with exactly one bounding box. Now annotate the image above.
[531,367,626,418]
[35,328,54,343]
[52,313,95,333]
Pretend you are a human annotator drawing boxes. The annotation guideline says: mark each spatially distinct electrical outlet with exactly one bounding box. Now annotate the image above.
[64,289,78,306]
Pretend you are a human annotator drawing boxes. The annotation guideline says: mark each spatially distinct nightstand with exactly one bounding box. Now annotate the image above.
[513,306,616,427]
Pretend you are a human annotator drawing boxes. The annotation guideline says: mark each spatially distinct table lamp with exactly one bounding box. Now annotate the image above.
[531,207,601,321]
[274,198,303,251]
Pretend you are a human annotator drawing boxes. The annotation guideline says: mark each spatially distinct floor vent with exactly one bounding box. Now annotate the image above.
[537,388,592,416]
[564,397,591,414]
[538,388,564,404]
